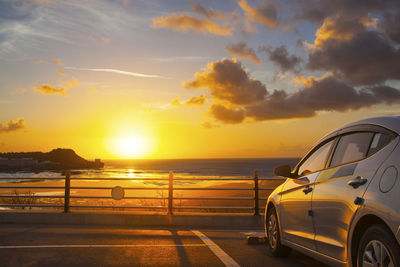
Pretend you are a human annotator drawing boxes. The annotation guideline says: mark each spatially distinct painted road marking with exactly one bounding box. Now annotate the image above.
[0,244,207,249]
[192,230,240,267]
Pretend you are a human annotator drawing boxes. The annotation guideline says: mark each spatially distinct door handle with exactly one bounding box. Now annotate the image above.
[347,176,368,189]
[302,186,313,194]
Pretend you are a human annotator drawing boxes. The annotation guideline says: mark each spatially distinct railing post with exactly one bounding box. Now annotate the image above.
[168,170,173,215]
[254,169,259,216]
[64,170,71,213]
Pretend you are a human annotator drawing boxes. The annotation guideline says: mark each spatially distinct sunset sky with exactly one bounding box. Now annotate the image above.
[1,0,400,159]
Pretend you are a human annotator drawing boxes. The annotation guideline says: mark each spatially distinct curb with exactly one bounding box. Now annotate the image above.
[0,211,264,229]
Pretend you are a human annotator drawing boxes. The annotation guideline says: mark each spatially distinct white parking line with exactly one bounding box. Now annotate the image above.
[192,230,240,267]
[0,244,207,249]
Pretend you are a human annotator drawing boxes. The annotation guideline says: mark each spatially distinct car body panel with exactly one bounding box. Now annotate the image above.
[278,172,319,250]
[312,135,398,261]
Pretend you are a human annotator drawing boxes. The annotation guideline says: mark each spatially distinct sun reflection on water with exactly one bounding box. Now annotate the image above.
[128,169,134,179]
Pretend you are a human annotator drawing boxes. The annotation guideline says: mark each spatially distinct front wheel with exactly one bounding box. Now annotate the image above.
[357,224,400,267]
[266,207,291,257]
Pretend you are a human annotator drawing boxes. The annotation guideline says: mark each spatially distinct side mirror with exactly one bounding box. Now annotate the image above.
[274,164,293,178]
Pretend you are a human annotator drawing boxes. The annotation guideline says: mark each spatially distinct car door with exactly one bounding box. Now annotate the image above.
[312,127,398,261]
[279,138,336,250]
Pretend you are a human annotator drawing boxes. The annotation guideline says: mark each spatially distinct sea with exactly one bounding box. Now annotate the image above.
[0,158,301,211]
[0,158,301,180]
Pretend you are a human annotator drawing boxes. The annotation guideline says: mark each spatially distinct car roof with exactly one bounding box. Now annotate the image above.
[318,116,400,144]
[338,116,400,134]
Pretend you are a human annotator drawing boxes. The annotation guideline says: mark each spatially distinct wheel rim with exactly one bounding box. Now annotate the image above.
[267,213,278,249]
[362,240,394,267]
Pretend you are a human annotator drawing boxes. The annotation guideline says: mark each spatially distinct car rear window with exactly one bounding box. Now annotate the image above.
[367,133,393,156]
[330,132,374,167]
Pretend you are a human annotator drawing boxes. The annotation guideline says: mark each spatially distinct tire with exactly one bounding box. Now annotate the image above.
[357,224,400,267]
[266,207,291,257]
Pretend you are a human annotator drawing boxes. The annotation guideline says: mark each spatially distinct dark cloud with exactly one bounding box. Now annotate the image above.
[210,104,245,124]
[308,29,400,85]
[184,59,400,124]
[183,58,267,105]
[380,12,400,44]
[152,14,232,36]
[238,0,280,30]
[0,119,25,133]
[260,45,302,72]
[294,0,400,24]
[225,42,260,64]
[368,85,400,104]
[191,2,228,20]
[246,76,386,121]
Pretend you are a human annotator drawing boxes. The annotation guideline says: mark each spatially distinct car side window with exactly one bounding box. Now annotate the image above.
[367,133,393,156]
[330,132,374,167]
[297,139,335,177]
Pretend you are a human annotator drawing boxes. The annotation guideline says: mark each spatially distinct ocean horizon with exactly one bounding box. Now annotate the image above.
[0,158,301,179]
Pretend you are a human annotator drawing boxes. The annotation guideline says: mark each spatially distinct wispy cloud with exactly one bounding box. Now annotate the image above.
[64,67,168,79]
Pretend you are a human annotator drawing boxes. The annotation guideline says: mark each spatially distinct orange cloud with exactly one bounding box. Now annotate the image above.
[201,122,220,129]
[52,58,63,65]
[0,119,25,134]
[34,84,65,95]
[152,14,232,36]
[313,16,375,48]
[170,95,207,106]
[33,77,79,95]
[57,70,66,76]
[238,0,279,30]
[170,98,182,106]
[185,95,206,105]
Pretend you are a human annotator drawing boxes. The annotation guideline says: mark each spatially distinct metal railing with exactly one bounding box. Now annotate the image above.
[0,170,285,215]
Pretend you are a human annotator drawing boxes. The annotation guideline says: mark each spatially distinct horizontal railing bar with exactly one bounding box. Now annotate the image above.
[0,195,64,198]
[0,186,64,189]
[72,178,169,181]
[0,204,63,207]
[174,188,251,190]
[0,186,275,190]
[0,195,268,200]
[0,177,285,181]
[174,188,272,191]
[173,197,254,200]
[0,177,63,180]
[70,205,166,209]
[70,196,168,199]
[173,206,254,209]
[69,187,168,190]
[0,195,269,200]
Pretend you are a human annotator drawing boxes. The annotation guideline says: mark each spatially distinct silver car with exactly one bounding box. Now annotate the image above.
[266,116,400,266]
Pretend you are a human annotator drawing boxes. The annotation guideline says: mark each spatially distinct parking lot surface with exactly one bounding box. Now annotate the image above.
[0,224,327,267]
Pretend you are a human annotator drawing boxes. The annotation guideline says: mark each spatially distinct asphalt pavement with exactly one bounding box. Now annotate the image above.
[0,224,328,267]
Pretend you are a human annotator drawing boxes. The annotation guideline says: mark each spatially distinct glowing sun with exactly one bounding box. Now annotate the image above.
[110,134,151,158]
